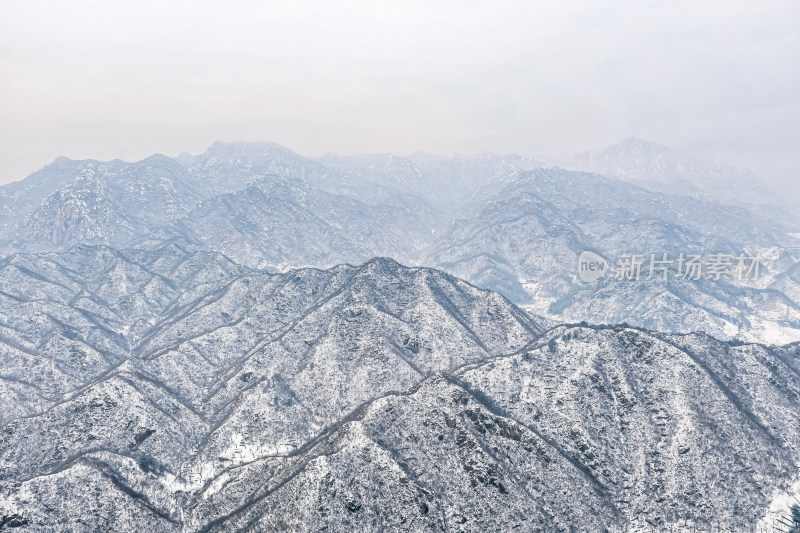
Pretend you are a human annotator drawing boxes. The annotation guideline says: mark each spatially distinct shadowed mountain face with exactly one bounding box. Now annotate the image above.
[0,246,799,531]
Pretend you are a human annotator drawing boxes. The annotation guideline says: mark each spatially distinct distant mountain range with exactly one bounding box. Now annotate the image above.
[1,139,797,344]
[566,137,791,212]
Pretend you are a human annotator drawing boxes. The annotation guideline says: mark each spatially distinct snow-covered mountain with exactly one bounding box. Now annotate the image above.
[0,246,799,531]
[1,140,798,344]
[424,167,800,343]
[0,156,126,237]
[0,144,449,267]
[167,177,440,269]
[12,155,202,252]
[457,325,800,530]
[181,141,444,214]
[0,136,798,528]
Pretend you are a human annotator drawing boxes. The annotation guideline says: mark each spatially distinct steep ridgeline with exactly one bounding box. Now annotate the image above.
[455,325,800,531]
[186,326,800,532]
[0,243,250,424]
[0,247,799,531]
[0,247,542,531]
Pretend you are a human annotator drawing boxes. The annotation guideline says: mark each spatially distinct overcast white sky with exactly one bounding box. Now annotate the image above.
[1,0,798,195]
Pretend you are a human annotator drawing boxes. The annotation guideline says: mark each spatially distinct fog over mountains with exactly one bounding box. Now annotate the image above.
[1,139,800,531]
[2,139,799,344]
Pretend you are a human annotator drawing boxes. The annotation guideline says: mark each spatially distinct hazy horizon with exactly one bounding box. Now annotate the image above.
[1,1,798,198]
